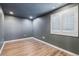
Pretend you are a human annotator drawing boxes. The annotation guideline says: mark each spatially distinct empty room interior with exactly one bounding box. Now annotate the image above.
[0,3,79,56]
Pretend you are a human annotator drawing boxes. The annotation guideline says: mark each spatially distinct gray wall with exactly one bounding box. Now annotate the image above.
[33,4,79,54]
[0,6,4,49]
[4,15,33,41]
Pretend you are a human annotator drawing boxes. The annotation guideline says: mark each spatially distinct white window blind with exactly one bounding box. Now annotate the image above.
[50,5,78,37]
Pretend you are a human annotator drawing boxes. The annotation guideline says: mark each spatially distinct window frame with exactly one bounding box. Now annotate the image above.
[50,5,78,37]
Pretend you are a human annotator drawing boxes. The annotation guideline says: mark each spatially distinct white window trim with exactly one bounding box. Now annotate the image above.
[50,5,78,37]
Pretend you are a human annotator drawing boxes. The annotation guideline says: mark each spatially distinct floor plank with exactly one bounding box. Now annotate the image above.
[1,38,72,56]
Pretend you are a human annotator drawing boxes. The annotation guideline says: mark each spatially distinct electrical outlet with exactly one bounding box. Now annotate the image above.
[42,36,45,39]
[24,34,26,37]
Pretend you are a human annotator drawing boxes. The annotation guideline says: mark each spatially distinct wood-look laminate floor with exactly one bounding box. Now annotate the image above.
[1,38,72,56]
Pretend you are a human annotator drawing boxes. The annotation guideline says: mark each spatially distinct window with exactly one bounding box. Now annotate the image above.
[50,5,78,37]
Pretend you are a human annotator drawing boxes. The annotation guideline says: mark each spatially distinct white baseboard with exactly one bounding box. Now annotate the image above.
[0,37,78,56]
[5,37,33,43]
[32,37,78,56]
[0,42,6,55]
